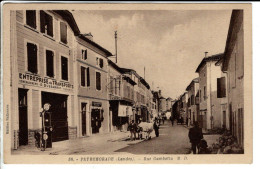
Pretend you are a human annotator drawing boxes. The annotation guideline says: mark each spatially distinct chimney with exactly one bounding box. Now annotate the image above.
[83,32,93,41]
[205,51,208,58]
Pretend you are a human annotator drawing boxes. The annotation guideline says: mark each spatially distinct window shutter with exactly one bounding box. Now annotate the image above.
[47,14,53,37]
[40,11,45,33]
[217,78,221,98]
[46,50,54,77]
[60,22,67,44]
[81,67,86,87]
[26,10,36,29]
[61,56,68,80]
[84,49,87,60]
[221,77,226,97]
[96,72,101,90]
[87,67,90,87]
[99,58,103,68]
[27,43,38,73]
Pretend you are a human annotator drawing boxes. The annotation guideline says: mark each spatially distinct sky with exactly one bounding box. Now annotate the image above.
[72,10,232,100]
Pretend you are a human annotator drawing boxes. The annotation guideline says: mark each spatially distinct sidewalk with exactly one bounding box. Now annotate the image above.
[12,130,149,155]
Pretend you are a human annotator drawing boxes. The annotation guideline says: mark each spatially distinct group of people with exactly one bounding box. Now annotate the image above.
[129,117,208,154]
[128,118,160,141]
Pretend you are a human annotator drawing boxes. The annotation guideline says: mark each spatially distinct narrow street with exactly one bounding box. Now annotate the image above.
[115,120,191,154]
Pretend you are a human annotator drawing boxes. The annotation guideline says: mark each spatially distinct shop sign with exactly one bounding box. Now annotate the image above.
[18,73,74,90]
[92,101,102,107]
[110,95,121,100]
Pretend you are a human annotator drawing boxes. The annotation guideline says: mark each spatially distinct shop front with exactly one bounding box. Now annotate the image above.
[110,100,133,132]
[91,101,104,134]
[13,73,75,149]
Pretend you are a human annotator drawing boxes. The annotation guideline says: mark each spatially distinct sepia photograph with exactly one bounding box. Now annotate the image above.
[1,3,252,164]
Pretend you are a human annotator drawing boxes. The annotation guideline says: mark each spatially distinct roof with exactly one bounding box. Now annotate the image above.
[222,10,243,71]
[123,76,137,86]
[78,34,113,57]
[140,77,150,90]
[186,77,199,91]
[108,59,123,73]
[195,53,224,73]
[53,10,80,36]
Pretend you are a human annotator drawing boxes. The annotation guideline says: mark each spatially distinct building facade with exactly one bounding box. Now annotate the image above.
[221,10,244,147]
[186,78,199,126]
[76,34,112,137]
[10,10,80,149]
[195,53,223,130]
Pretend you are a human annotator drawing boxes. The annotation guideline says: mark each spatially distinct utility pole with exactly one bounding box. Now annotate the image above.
[115,31,117,63]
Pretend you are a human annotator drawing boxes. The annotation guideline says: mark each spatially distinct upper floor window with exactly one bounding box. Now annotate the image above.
[96,72,101,91]
[46,50,54,77]
[82,49,87,60]
[27,42,38,74]
[61,56,68,81]
[96,57,104,69]
[40,11,53,37]
[60,22,67,44]
[26,10,36,29]
[81,66,90,87]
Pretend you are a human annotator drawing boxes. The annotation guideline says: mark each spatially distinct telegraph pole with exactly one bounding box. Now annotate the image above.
[115,31,118,63]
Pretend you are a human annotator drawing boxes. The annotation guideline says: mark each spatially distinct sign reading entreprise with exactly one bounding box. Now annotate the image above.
[19,73,74,90]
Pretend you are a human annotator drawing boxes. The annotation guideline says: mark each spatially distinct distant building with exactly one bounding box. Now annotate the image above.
[195,53,223,130]
[186,78,199,126]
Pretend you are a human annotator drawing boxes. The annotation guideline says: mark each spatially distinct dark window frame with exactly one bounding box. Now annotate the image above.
[60,21,68,44]
[96,71,101,91]
[40,10,53,37]
[61,56,68,81]
[46,49,54,78]
[27,42,38,74]
[26,10,37,29]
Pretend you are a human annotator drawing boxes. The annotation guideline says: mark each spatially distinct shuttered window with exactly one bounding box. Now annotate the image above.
[217,77,226,98]
[60,22,67,44]
[27,42,38,73]
[96,72,101,90]
[40,11,53,37]
[81,49,87,60]
[46,50,54,77]
[99,58,104,68]
[86,67,90,87]
[26,10,36,29]
[61,56,68,80]
[81,66,86,87]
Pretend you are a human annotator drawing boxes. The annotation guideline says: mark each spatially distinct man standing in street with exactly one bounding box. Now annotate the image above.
[170,116,174,126]
[128,120,137,141]
[153,118,160,137]
[188,121,203,154]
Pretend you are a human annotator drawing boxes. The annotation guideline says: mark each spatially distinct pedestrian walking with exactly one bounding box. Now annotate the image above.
[170,116,174,126]
[188,121,203,154]
[128,120,137,141]
[153,118,160,137]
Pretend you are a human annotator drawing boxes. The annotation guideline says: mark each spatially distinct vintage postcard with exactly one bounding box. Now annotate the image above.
[1,2,252,164]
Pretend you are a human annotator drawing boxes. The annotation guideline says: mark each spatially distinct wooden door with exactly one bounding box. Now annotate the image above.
[18,89,28,146]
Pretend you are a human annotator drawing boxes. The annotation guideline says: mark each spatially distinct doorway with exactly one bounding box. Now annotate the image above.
[81,103,87,136]
[18,88,28,146]
[42,92,68,142]
[223,111,226,129]
[91,109,101,134]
